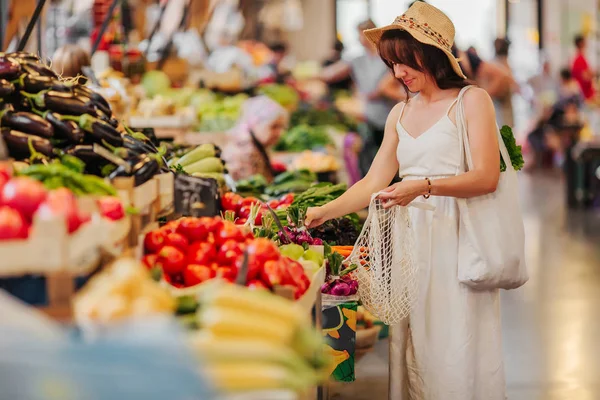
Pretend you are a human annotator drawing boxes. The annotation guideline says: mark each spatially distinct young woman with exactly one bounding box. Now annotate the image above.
[221,96,288,181]
[306,3,505,399]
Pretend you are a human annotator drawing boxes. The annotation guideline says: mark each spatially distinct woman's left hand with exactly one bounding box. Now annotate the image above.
[377,180,428,208]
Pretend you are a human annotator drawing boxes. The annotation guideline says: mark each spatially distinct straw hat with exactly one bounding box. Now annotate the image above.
[363,2,466,79]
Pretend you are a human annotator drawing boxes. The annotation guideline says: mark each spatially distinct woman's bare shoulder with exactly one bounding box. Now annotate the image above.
[463,87,495,113]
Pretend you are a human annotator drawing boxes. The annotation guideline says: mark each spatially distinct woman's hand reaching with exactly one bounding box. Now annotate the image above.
[304,206,329,229]
[377,180,428,209]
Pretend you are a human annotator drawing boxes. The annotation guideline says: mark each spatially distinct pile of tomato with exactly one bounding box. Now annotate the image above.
[220,192,294,225]
[142,216,311,298]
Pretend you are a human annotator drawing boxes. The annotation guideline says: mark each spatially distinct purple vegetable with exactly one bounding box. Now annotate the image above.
[296,230,313,245]
[348,280,359,295]
[278,230,292,245]
[321,282,333,294]
[330,282,351,296]
[312,238,323,245]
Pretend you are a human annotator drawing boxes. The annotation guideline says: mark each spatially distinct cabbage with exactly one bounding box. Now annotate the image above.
[141,71,171,97]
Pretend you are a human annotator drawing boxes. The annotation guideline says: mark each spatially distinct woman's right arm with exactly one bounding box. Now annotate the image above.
[305,103,404,227]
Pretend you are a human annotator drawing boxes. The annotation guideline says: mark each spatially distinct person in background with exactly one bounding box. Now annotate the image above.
[51,44,91,83]
[320,19,406,177]
[221,96,289,182]
[267,42,291,83]
[491,38,516,127]
[527,59,557,112]
[452,44,516,122]
[558,68,584,109]
[571,35,596,101]
[322,39,353,93]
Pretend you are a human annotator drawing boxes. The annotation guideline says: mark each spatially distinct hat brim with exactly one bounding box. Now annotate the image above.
[364,25,466,80]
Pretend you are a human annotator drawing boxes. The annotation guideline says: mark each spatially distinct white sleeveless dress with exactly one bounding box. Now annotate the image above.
[390,98,506,400]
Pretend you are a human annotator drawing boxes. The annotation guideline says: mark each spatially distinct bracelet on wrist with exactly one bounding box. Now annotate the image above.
[423,177,432,199]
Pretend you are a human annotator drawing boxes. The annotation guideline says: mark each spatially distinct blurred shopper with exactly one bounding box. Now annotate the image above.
[571,35,596,101]
[320,20,406,177]
[306,3,508,398]
[491,38,516,127]
[266,42,291,83]
[527,59,557,112]
[558,68,584,109]
[322,39,353,93]
[221,96,289,181]
[452,44,516,125]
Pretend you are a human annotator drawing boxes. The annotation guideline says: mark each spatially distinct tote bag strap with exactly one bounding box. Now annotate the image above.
[455,86,514,174]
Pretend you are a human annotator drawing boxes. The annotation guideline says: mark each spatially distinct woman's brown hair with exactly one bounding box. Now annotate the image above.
[377,30,471,92]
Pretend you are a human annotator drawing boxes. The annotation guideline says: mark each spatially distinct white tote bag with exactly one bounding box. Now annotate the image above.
[454,86,528,290]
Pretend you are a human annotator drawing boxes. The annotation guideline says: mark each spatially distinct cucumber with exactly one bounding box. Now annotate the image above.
[178,144,216,167]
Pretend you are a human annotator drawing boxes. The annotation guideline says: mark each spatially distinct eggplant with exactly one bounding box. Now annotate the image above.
[109,154,161,186]
[21,61,58,79]
[122,134,158,155]
[0,57,21,80]
[45,112,84,143]
[22,90,97,116]
[0,79,15,97]
[1,111,54,138]
[73,114,122,147]
[21,74,70,93]
[73,85,112,114]
[65,144,106,164]
[1,128,54,158]
[8,52,41,63]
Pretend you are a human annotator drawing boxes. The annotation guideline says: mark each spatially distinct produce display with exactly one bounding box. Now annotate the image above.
[220,191,294,226]
[74,258,176,324]
[169,143,227,186]
[257,83,300,111]
[235,170,316,198]
[196,93,248,132]
[274,124,333,152]
[290,107,357,133]
[310,217,360,246]
[0,52,168,187]
[0,168,92,239]
[189,283,330,392]
[143,216,313,299]
[292,151,339,173]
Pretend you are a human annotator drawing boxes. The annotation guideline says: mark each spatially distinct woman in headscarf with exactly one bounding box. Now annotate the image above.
[221,96,289,181]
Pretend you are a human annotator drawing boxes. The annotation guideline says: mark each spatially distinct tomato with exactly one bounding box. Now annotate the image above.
[184,264,215,286]
[238,205,251,219]
[141,254,158,269]
[96,196,125,221]
[0,206,29,240]
[1,177,47,220]
[235,217,247,226]
[247,279,269,291]
[279,257,296,285]
[221,192,243,212]
[177,218,209,242]
[246,238,280,267]
[215,265,238,281]
[218,239,246,265]
[144,230,166,254]
[267,199,279,209]
[37,188,85,234]
[279,193,294,205]
[157,245,187,275]
[0,168,11,194]
[241,197,260,208]
[160,220,181,234]
[164,272,185,288]
[164,232,189,252]
[260,259,284,288]
[187,242,217,265]
[199,217,223,234]
[216,221,245,244]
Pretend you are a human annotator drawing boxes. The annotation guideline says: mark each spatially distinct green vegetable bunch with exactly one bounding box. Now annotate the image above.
[274,124,333,152]
[499,125,524,172]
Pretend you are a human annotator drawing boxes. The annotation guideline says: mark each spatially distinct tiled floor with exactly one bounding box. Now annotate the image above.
[331,172,600,400]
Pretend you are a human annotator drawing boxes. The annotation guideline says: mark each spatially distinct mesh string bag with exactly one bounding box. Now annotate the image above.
[346,195,430,325]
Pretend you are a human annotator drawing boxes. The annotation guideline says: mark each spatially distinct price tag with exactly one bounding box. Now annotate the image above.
[173,174,220,217]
